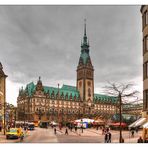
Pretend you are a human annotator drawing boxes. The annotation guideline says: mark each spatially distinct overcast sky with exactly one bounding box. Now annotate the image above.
[0,5,142,106]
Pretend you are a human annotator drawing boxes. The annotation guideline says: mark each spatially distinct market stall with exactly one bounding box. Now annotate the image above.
[75,118,94,128]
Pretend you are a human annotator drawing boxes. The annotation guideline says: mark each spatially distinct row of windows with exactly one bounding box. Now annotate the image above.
[143,62,148,79]
[143,36,148,54]
[95,104,115,108]
[20,99,80,106]
[142,10,148,29]
[143,90,148,110]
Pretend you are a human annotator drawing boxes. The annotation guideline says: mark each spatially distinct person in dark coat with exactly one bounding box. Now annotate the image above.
[54,127,56,135]
[65,127,68,135]
[104,132,109,143]
[75,126,77,132]
[137,136,143,143]
[131,130,134,137]
[108,131,112,143]
[0,125,2,132]
[135,127,139,133]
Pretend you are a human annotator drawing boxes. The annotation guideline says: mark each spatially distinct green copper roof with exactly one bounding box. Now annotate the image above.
[80,52,89,64]
[60,85,79,99]
[94,94,118,103]
[25,82,35,97]
[61,85,77,91]
[24,83,79,100]
[23,82,117,103]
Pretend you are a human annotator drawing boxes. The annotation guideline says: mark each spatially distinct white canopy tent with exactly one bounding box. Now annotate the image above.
[129,118,146,128]
[75,118,94,123]
[143,122,148,128]
[50,121,58,125]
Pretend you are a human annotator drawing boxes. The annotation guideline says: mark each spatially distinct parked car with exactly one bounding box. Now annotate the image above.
[39,121,49,128]
[28,123,35,130]
[6,128,22,139]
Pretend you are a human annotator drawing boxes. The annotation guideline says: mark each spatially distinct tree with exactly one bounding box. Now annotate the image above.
[104,82,139,143]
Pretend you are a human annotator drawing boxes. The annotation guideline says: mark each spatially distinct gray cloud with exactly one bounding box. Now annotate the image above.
[0,6,142,99]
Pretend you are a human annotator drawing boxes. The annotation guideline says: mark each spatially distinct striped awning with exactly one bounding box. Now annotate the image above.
[129,118,146,128]
[143,122,148,128]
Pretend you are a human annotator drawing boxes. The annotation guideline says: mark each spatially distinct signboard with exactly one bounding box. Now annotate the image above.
[77,122,88,128]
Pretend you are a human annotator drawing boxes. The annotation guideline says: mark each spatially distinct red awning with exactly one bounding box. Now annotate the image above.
[111,122,127,127]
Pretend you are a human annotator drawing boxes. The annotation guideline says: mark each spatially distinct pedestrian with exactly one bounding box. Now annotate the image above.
[104,132,108,143]
[81,126,83,133]
[54,127,56,135]
[131,130,134,137]
[75,126,77,132]
[65,127,68,135]
[135,127,139,133]
[0,125,1,132]
[71,126,73,131]
[102,128,105,135]
[96,125,98,130]
[20,132,24,142]
[108,131,112,143]
[137,136,143,143]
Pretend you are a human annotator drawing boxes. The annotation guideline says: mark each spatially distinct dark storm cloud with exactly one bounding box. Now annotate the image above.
[0,5,142,89]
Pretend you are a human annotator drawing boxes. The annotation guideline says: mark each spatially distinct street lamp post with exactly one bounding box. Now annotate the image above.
[81,119,83,133]
[57,83,60,124]
[24,104,26,126]
[3,102,6,135]
[61,108,64,125]
[119,94,122,143]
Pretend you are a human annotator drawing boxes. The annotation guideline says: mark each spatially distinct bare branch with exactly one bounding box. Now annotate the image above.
[122,90,139,98]
[103,82,139,102]
[121,83,134,94]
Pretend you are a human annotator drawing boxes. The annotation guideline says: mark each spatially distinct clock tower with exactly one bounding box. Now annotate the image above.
[76,20,94,112]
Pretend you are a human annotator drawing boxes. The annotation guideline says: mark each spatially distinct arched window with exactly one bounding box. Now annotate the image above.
[88,88,91,97]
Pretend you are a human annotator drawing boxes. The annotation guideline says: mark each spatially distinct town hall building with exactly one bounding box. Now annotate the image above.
[17,22,119,123]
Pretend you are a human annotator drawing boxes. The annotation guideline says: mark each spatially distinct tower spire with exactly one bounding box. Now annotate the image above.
[83,19,88,46]
[84,18,86,36]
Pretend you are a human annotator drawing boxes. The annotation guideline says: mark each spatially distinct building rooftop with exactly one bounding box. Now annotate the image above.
[19,82,118,103]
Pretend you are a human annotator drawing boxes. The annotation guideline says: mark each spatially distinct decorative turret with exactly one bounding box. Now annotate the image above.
[36,76,43,91]
[0,62,7,77]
